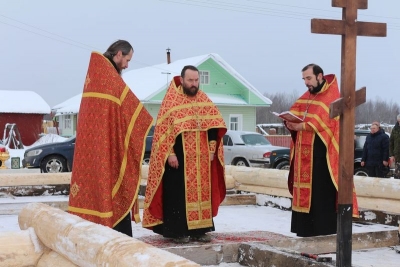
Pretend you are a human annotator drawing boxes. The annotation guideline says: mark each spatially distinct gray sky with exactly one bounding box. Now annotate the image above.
[1,0,399,109]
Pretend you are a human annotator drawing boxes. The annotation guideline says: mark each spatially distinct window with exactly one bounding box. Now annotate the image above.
[223,135,233,146]
[229,114,242,131]
[64,115,72,130]
[199,70,210,85]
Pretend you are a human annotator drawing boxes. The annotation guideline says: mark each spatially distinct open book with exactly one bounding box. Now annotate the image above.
[272,111,303,123]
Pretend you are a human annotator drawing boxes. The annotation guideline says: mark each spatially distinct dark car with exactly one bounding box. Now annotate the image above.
[268,148,291,170]
[267,129,372,176]
[353,129,370,176]
[22,136,76,173]
[23,126,155,173]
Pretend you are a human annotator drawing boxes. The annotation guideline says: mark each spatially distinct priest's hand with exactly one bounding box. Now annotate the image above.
[168,155,179,169]
[286,122,304,131]
[383,160,388,166]
[210,152,214,161]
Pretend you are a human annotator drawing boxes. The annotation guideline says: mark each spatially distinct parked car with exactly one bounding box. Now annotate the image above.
[268,148,291,170]
[353,129,370,176]
[222,130,288,168]
[22,136,76,173]
[265,129,373,176]
[23,126,155,173]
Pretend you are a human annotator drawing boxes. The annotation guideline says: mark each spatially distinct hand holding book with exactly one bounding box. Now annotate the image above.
[272,111,303,123]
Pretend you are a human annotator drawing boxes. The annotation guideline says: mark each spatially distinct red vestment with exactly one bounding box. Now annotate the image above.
[142,76,227,229]
[68,52,153,227]
[288,74,359,217]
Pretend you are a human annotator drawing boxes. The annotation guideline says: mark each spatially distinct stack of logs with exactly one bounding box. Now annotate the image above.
[1,166,400,266]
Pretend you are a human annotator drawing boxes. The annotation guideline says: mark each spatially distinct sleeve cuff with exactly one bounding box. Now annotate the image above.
[209,140,217,153]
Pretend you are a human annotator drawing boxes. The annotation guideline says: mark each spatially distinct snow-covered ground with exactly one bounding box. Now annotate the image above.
[0,201,398,267]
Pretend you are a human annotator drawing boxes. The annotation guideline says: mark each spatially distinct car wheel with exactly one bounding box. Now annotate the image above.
[276,161,290,170]
[233,158,249,167]
[41,155,67,173]
[354,167,369,176]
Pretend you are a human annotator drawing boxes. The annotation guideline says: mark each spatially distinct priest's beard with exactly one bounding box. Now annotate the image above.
[182,84,199,96]
[308,79,325,94]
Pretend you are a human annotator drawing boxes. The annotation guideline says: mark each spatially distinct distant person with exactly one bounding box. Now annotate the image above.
[68,40,153,236]
[361,122,389,178]
[142,65,227,243]
[389,114,400,179]
[284,63,359,237]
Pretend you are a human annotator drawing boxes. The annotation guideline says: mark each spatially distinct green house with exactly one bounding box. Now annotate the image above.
[53,53,271,136]
[124,53,271,131]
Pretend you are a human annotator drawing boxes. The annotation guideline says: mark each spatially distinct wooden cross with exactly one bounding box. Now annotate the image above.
[311,1,386,266]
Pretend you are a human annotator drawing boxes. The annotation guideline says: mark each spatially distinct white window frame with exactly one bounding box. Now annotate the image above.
[229,114,243,131]
[64,115,72,130]
[199,70,210,85]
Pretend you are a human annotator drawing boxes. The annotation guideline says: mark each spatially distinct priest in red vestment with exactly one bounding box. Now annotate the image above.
[68,40,153,236]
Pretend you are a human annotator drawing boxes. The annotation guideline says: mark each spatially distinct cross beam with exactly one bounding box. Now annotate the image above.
[311,1,386,266]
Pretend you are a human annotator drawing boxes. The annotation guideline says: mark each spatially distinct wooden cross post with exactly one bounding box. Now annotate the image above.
[311,1,386,266]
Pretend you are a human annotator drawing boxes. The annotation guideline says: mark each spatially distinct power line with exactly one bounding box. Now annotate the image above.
[244,0,400,21]
[159,0,400,29]
[0,20,94,51]
[158,0,316,20]
[0,14,98,50]
[0,15,174,72]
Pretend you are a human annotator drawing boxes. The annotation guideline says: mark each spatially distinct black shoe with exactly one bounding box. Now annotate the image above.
[172,236,190,244]
[191,234,212,242]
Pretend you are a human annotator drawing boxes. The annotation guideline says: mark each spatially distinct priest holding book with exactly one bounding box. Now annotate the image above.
[284,63,358,237]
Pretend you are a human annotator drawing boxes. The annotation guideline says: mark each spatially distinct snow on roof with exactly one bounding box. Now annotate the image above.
[0,90,50,114]
[52,93,82,115]
[52,53,271,114]
[123,53,272,105]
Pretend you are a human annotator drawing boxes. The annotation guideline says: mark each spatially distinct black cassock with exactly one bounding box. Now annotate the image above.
[153,129,217,238]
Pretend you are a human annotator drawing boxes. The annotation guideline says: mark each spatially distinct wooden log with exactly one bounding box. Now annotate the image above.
[18,203,200,267]
[0,196,145,215]
[37,251,78,267]
[0,196,70,215]
[221,194,256,206]
[0,185,69,196]
[236,184,291,199]
[0,173,71,186]
[357,196,400,214]
[225,174,236,190]
[231,167,288,189]
[354,176,400,199]
[0,229,44,267]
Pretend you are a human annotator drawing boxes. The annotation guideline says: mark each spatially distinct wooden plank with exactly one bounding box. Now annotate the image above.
[355,87,367,107]
[311,19,344,35]
[329,87,366,118]
[0,173,71,186]
[357,21,387,37]
[0,230,42,266]
[332,0,368,9]
[221,194,256,206]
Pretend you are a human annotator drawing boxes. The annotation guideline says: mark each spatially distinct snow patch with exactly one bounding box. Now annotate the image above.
[364,211,377,221]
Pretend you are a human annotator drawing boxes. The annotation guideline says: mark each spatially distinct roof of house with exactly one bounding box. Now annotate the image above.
[123,53,272,105]
[0,90,50,114]
[53,93,82,115]
[53,53,271,114]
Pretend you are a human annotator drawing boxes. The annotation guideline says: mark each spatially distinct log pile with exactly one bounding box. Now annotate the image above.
[0,203,199,267]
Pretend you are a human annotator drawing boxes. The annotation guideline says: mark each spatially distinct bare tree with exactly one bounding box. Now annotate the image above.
[258,92,400,125]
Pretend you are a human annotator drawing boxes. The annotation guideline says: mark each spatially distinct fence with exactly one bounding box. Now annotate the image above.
[265,135,291,147]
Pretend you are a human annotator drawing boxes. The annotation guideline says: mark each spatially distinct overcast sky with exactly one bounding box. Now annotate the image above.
[1,0,399,112]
